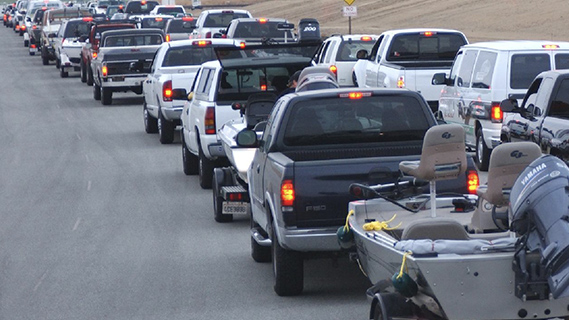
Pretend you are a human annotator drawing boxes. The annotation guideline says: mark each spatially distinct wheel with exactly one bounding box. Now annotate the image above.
[182,135,198,175]
[80,61,87,83]
[475,128,490,171]
[198,147,214,189]
[24,39,28,47]
[55,58,60,69]
[93,83,101,101]
[86,66,93,86]
[29,51,35,56]
[158,109,175,144]
[271,221,303,296]
[143,102,158,133]
[213,168,233,223]
[41,47,49,65]
[372,297,389,320]
[101,87,112,105]
[251,219,271,263]
[60,68,68,78]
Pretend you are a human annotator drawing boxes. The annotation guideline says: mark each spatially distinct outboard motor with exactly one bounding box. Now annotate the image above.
[510,155,569,299]
[297,18,320,43]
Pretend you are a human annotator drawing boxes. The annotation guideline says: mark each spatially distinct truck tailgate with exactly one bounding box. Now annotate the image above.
[409,68,447,102]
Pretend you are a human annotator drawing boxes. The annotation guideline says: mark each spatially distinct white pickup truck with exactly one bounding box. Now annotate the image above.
[142,38,238,144]
[352,28,468,112]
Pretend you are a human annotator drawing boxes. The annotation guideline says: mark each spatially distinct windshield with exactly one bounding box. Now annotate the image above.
[283,95,430,146]
[386,32,467,62]
[203,12,250,28]
[233,21,293,39]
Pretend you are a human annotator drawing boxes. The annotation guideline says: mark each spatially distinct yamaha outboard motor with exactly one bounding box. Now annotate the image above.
[510,155,569,299]
[297,18,320,44]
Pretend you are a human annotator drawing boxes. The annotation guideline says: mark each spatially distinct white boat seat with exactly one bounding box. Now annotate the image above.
[401,218,470,241]
[476,142,541,206]
[399,124,466,181]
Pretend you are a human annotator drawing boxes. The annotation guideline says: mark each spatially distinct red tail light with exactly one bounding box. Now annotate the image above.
[15,24,20,30]
[339,92,372,99]
[329,65,337,77]
[204,106,215,134]
[239,42,246,49]
[182,16,193,21]
[30,44,36,48]
[361,36,372,41]
[258,18,267,24]
[163,80,172,102]
[32,25,37,29]
[165,34,170,42]
[193,40,211,46]
[467,170,479,194]
[20,25,26,31]
[92,52,98,59]
[397,76,405,88]
[281,180,294,207]
[101,65,108,77]
[83,17,93,22]
[155,17,162,21]
[228,193,242,201]
[491,102,503,123]
[205,31,211,38]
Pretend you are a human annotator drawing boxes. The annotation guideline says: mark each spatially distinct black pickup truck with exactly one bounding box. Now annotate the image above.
[501,69,569,162]
[237,88,479,296]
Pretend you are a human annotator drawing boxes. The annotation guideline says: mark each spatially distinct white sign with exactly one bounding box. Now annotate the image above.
[343,6,357,17]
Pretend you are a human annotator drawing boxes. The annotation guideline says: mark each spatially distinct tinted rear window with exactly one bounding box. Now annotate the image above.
[166,19,195,33]
[140,17,171,29]
[125,0,158,14]
[555,53,569,70]
[216,66,291,103]
[203,12,250,28]
[233,21,293,39]
[386,32,467,62]
[510,54,551,89]
[104,34,162,46]
[162,46,216,66]
[157,7,183,15]
[283,95,430,146]
[64,20,90,38]
[336,39,376,61]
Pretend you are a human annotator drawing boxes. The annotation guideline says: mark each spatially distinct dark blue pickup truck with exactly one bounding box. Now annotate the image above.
[239,88,479,296]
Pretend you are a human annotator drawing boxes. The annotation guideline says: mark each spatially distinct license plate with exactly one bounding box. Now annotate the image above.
[112,76,125,81]
[222,202,249,214]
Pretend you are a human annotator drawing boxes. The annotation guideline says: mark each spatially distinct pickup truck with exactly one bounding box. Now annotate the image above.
[91,28,164,105]
[40,7,91,65]
[220,17,294,45]
[189,9,252,39]
[238,88,479,296]
[352,28,468,112]
[80,20,136,85]
[500,69,569,162]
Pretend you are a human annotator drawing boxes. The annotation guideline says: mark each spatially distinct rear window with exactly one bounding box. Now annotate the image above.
[216,66,291,103]
[104,34,162,46]
[336,39,376,61]
[162,46,216,66]
[125,0,159,14]
[386,32,467,62]
[203,12,250,28]
[140,17,171,29]
[510,54,551,89]
[555,53,569,70]
[166,19,195,33]
[64,20,90,38]
[157,7,183,15]
[233,21,293,39]
[283,95,430,146]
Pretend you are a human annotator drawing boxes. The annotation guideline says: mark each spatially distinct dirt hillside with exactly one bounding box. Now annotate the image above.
[181,0,569,43]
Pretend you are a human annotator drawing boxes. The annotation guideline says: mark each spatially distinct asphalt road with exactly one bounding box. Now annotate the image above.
[0,25,372,319]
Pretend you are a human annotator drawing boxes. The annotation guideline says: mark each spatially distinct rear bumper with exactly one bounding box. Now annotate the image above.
[161,105,183,122]
[278,225,341,252]
[102,75,146,88]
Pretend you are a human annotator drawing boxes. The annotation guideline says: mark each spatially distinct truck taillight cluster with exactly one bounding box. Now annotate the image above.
[165,34,170,42]
[204,106,216,134]
[163,80,172,102]
[329,65,337,78]
[101,64,108,77]
[397,76,405,88]
[466,170,479,194]
[281,180,294,210]
[491,102,503,123]
[92,52,98,59]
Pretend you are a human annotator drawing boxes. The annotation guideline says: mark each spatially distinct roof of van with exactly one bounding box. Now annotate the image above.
[463,40,569,51]
[380,28,466,36]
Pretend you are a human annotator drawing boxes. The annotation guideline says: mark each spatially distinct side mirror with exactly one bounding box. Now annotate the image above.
[231,101,244,111]
[356,49,368,60]
[431,73,448,85]
[171,88,188,100]
[500,98,519,113]
[236,129,259,147]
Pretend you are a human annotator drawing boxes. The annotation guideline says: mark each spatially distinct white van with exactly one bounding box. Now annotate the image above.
[433,40,569,170]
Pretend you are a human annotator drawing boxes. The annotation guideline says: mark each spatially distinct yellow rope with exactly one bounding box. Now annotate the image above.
[397,251,413,279]
[362,214,402,231]
[343,210,355,232]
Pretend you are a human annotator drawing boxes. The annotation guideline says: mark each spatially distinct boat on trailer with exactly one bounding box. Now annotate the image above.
[343,124,569,319]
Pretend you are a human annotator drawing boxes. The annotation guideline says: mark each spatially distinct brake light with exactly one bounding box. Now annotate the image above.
[361,36,372,41]
[258,18,267,24]
[155,17,162,21]
[32,25,37,29]
[15,24,20,30]
[119,4,123,9]
[163,80,172,102]
[92,52,97,59]
[83,17,93,22]
[193,40,210,46]
[101,64,108,77]
[20,25,25,30]
[182,16,193,21]
[204,107,216,134]
[467,170,479,194]
[397,76,405,88]
[543,44,559,49]
[281,180,294,207]
[165,34,170,42]
[491,102,502,123]
[30,44,36,48]
[329,65,337,77]
[421,31,435,37]
[228,193,242,201]
[205,31,211,38]
[261,84,267,91]
[239,42,246,49]
[141,0,146,4]
[339,92,372,99]
[41,6,47,10]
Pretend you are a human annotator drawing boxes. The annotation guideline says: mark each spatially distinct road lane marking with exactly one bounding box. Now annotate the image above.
[87,181,91,191]
[76,133,81,140]
[73,218,81,231]
[33,271,48,292]
[85,154,90,163]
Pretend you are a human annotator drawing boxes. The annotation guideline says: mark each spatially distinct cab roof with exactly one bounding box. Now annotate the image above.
[462,40,569,51]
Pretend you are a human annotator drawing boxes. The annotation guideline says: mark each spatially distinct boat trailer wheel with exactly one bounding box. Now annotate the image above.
[371,292,390,320]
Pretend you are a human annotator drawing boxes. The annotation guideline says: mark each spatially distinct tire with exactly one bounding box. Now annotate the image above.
[41,47,49,65]
[55,58,60,69]
[251,219,271,263]
[86,66,93,86]
[158,109,175,144]
[60,68,68,78]
[475,128,490,171]
[101,87,112,105]
[271,222,303,296]
[213,168,233,223]
[198,148,214,189]
[29,51,35,56]
[93,83,101,101]
[80,61,87,83]
[182,135,198,175]
[143,102,158,133]
[24,39,28,47]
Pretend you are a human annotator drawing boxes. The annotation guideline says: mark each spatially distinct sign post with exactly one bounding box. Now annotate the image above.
[342,0,356,35]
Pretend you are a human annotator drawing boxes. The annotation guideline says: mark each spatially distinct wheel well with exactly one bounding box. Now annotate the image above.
[474,121,481,136]
[369,297,379,320]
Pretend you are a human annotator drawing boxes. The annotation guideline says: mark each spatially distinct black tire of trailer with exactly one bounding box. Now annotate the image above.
[213,167,233,223]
